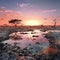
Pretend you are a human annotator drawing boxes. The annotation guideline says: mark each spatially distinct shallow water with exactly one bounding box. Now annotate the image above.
[3,29,49,49]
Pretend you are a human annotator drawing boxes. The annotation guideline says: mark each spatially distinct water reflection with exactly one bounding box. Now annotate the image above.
[3,29,49,49]
[1,30,60,60]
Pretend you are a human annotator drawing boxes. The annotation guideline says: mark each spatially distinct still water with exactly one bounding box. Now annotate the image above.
[3,29,49,49]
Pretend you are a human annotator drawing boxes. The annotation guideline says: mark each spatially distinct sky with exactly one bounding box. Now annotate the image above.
[0,0,60,25]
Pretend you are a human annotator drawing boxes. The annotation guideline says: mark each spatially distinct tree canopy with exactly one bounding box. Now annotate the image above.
[9,19,22,24]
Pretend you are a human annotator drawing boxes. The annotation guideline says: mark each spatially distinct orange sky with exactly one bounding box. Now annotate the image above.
[0,10,60,26]
[0,0,60,26]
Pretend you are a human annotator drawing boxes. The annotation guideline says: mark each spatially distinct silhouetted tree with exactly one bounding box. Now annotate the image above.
[53,19,56,30]
[9,19,22,27]
[9,19,22,39]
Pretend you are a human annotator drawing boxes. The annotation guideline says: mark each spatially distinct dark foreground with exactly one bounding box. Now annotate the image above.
[0,42,60,60]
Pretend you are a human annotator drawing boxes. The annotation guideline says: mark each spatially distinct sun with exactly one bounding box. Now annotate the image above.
[24,20,41,26]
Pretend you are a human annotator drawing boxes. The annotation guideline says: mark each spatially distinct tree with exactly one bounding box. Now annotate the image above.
[9,19,22,39]
[53,19,56,30]
[9,19,22,27]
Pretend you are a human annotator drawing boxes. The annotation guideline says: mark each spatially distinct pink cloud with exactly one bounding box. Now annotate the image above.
[0,9,24,25]
[0,9,13,13]
[0,9,23,15]
[41,9,57,13]
[0,9,23,20]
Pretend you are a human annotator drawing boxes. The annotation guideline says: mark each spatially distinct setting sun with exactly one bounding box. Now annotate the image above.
[24,20,41,26]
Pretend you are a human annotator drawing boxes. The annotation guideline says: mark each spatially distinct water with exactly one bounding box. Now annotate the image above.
[1,30,60,60]
[3,29,49,49]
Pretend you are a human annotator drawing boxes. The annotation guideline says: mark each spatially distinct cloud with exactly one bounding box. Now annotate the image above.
[41,9,57,13]
[1,6,6,9]
[0,9,24,25]
[0,9,23,21]
[0,8,22,14]
[0,9,13,13]
[17,3,32,8]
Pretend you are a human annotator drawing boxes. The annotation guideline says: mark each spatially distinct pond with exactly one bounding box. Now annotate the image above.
[3,29,49,49]
[2,29,60,54]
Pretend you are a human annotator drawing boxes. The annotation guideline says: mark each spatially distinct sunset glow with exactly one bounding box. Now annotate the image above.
[0,0,60,25]
[24,20,41,26]
[0,0,60,59]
